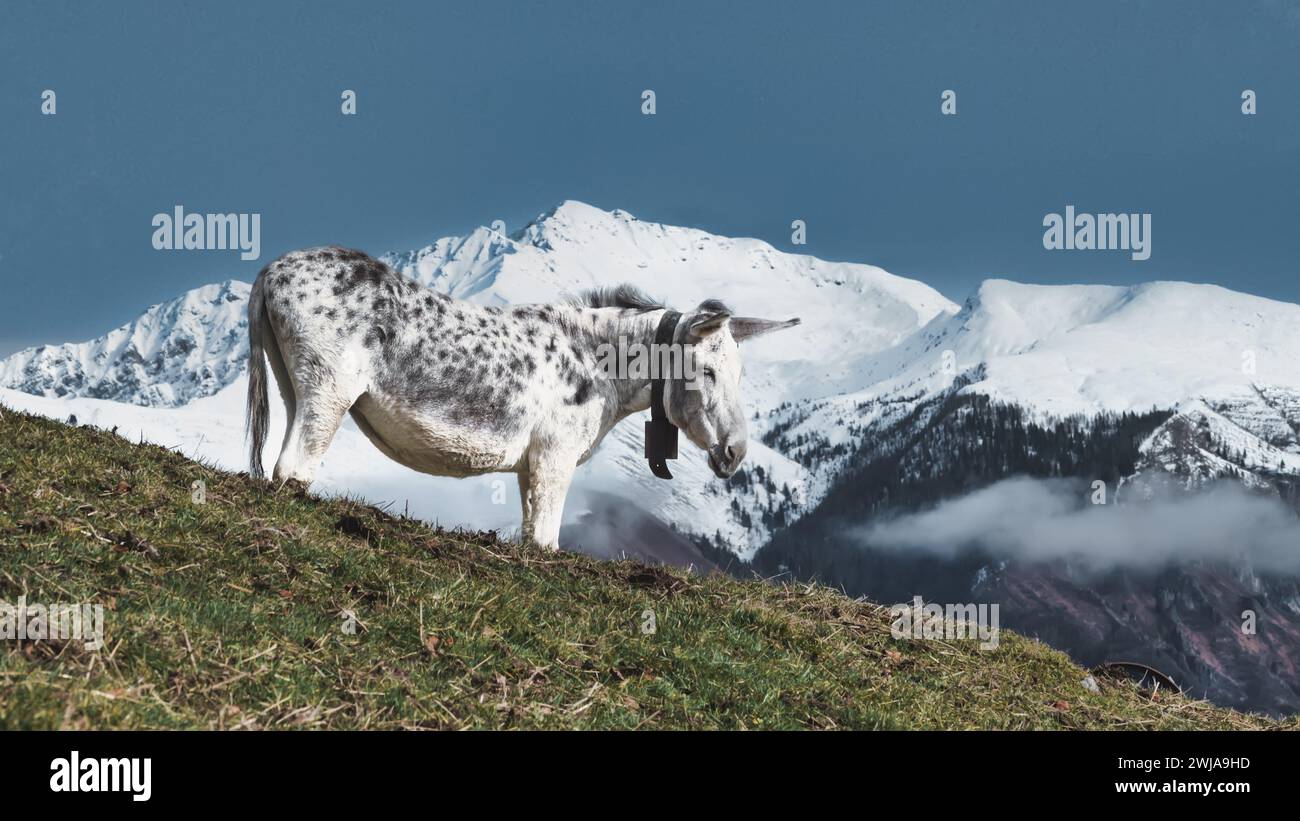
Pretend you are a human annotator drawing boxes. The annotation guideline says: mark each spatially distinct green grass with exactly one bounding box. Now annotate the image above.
[0,403,1291,730]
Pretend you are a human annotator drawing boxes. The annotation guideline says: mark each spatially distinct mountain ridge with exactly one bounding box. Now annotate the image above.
[3,201,1299,563]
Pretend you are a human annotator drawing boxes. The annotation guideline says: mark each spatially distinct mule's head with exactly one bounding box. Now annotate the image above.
[667,300,801,479]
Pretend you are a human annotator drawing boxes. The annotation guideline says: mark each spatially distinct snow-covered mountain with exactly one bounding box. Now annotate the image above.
[749,279,1300,716]
[766,277,1300,502]
[0,280,250,407]
[381,201,956,402]
[0,201,954,560]
[4,202,1299,562]
[872,278,1300,413]
[8,201,1300,714]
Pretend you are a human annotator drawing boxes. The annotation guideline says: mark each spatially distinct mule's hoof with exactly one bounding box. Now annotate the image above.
[278,478,311,496]
[517,536,560,553]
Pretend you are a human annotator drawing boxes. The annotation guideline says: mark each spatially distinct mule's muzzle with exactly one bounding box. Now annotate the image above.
[707,442,745,479]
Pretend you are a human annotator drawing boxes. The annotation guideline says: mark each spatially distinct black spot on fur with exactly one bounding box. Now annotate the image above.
[349,258,388,288]
[567,377,593,405]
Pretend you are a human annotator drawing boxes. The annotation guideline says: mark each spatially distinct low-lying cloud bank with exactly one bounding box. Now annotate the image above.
[854,477,1300,574]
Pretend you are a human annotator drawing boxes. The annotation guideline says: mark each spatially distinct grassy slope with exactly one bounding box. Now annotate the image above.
[0,405,1290,730]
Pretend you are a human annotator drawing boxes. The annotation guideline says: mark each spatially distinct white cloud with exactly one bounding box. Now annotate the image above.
[855,476,1300,573]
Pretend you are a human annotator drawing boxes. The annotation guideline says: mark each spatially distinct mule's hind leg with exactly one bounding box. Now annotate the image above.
[273,394,352,487]
[272,354,359,488]
[263,320,298,470]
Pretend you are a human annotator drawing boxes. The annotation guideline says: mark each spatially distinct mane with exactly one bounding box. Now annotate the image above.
[571,284,665,313]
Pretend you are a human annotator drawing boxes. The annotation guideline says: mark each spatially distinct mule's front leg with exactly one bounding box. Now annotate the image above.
[522,455,576,550]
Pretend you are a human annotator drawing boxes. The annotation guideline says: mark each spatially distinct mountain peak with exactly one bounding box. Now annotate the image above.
[516,200,644,252]
[547,199,628,221]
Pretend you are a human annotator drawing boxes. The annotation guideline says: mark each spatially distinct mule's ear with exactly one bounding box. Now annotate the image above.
[686,308,732,339]
[730,316,801,342]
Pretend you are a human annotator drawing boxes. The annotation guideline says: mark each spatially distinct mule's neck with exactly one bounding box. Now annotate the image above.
[579,307,669,419]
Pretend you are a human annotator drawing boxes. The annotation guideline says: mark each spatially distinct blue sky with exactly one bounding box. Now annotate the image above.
[1,0,1297,355]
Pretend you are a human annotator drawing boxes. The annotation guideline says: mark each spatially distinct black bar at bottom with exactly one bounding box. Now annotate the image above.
[1,729,1284,808]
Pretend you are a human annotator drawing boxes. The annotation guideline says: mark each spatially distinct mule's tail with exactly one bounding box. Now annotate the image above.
[245,273,271,479]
